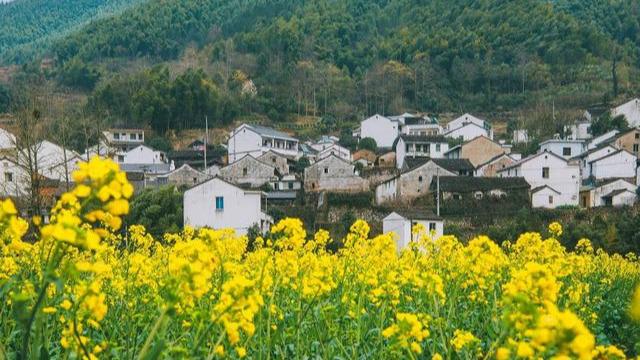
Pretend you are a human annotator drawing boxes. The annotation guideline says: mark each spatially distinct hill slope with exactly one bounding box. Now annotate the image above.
[6,0,640,135]
[0,0,146,63]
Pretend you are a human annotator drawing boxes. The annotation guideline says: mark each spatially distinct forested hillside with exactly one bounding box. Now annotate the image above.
[0,0,146,63]
[3,0,640,136]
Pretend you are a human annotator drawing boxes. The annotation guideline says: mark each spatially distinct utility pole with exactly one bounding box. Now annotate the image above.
[204,115,208,172]
[436,168,440,216]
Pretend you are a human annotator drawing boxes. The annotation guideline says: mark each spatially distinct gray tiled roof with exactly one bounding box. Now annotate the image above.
[120,163,172,174]
[248,124,298,141]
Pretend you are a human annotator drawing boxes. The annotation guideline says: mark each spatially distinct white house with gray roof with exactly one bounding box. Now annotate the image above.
[183,176,272,235]
[498,151,580,208]
[227,124,300,163]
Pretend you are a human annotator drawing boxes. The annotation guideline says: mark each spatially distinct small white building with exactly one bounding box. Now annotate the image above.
[227,124,299,163]
[565,121,592,140]
[512,129,529,144]
[611,98,640,127]
[0,155,29,197]
[360,114,401,148]
[183,176,272,235]
[538,138,585,159]
[383,210,443,251]
[398,115,443,136]
[394,135,449,169]
[588,149,637,180]
[580,178,637,208]
[499,151,580,208]
[123,144,167,164]
[31,140,82,183]
[444,122,492,141]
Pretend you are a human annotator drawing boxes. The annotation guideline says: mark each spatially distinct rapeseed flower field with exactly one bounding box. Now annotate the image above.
[1,157,640,359]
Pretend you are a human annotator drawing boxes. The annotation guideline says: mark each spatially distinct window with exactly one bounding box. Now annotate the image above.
[634,144,639,153]
[138,133,143,140]
[130,133,136,140]
[193,177,197,184]
[562,147,571,156]
[418,176,423,182]
[288,182,294,190]
[242,167,248,176]
[542,167,550,179]
[636,133,639,139]
[406,144,410,152]
[113,133,120,140]
[548,196,553,205]
[272,157,276,163]
[436,144,441,152]
[324,167,329,174]
[452,193,462,200]
[4,172,12,182]
[429,222,436,232]
[215,196,224,211]
[117,155,125,162]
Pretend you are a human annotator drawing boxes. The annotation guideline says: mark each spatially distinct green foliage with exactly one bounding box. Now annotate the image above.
[0,0,145,63]
[292,157,310,174]
[127,186,183,237]
[326,192,372,208]
[57,57,100,90]
[590,113,629,136]
[146,137,173,153]
[0,84,10,113]
[358,137,377,152]
[88,66,236,133]
[5,0,640,129]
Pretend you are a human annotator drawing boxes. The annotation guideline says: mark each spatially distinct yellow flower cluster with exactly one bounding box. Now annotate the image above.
[1,179,639,360]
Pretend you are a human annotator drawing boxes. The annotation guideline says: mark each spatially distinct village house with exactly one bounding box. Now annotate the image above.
[375,158,474,204]
[538,138,586,159]
[183,176,272,235]
[270,174,302,191]
[123,144,167,164]
[475,153,518,177]
[219,155,278,188]
[30,140,82,184]
[257,150,292,176]
[153,164,211,187]
[611,128,640,158]
[611,98,640,127]
[445,113,493,141]
[397,115,442,136]
[227,124,299,163]
[308,135,340,152]
[394,135,449,169]
[317,143,352,162]
[304,154,368,192]
[0,128,16,149]
[359,114,401,148]
[570,144,619,179]
[383,210,444,250]
[498,151,580,208]
[580,178,637,208]
[0,155,29,198]
[587,149,637,180]
[298,143,318,163]
[431,176,530,202]
[587,130,619,150]
[97,127,145,162]
[445,136,508,167]
[564,121,592,140]
[353,149,377,168]
[168,149,222,170]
